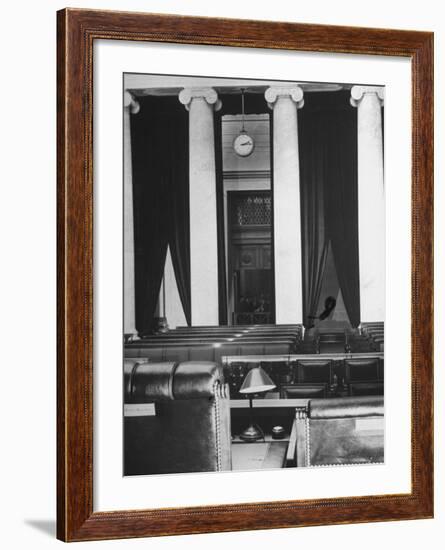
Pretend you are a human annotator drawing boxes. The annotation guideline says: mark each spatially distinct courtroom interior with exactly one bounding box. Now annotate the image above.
[123,74,385,476]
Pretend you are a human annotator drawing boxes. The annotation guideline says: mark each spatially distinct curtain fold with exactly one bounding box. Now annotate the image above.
[269,112,276,323]
[298,91,360,328]
[299,110,329,328]
[323,107,361,327]
[167,109,192,327]
[130,96,191,334]
[214,112,228,325]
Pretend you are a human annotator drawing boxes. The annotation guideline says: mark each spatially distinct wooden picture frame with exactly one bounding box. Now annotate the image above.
[57,8,433,542]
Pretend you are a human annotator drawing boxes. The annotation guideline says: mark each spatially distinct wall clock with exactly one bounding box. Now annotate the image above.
[233,89,255,157]
[233,132,255,157]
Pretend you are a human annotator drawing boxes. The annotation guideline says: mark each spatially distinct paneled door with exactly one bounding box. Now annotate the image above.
[228,191,274,324]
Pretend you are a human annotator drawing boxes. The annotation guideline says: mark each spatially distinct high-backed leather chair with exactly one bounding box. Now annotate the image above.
[124,361,232,475]
[344,357,381,383]
[349,381,384,396]
[295,359,333,385]
[290,396,384,467]
[280,383,327,399]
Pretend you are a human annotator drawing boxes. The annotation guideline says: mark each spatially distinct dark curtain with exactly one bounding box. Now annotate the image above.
[298,109,329,328]
[269,112,276,323]
[323,103,361,327]
[168,109,192,327]
[130,96,191,335]
[298,91,360,327]
[214,112,228,324]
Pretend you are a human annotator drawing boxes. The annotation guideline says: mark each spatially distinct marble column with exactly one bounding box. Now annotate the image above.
[265,86,304,324]
[179,88,222,326]
[123,91,139,338]
[351,85,385,322]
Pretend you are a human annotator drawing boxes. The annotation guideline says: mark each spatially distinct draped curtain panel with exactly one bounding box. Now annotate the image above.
[269,111,276,323]
[298,91,360,328]
[323,104,361,327]
[167,108,192,328]
[214,112,228,325]
[298,109,329,328]
[130,96,191,335]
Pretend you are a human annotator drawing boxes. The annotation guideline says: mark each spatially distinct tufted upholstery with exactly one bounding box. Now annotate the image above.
[124,361,232,475]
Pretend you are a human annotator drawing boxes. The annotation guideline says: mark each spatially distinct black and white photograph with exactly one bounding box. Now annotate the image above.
[1,0,439,546]
[123,73,385,476]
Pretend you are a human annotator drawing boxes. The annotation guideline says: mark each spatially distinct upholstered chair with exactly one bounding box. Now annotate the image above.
[290,396,384,467]
[124,360,232,475]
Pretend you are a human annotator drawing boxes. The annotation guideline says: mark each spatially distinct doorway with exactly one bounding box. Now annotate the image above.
[228,191,275,325]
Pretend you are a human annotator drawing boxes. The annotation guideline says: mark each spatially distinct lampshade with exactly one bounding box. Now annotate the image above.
[239,366,276,394]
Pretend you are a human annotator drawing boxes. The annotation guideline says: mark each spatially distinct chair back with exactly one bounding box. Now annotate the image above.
[296,359,333,384]
[124,361,231,475]
[344,357,380,382]
[280,383,327,399]
[291,396,384,467]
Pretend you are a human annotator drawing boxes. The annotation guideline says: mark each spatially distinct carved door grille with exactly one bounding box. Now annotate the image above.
[232,194,272,226]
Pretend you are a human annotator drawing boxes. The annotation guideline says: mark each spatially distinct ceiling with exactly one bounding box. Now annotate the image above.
[124,73,353,97]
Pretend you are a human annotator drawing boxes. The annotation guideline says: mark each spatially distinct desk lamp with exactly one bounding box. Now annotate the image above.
[239,367,276,442]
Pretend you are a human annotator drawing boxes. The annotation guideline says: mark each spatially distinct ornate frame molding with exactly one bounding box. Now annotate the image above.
[57,9,433,541]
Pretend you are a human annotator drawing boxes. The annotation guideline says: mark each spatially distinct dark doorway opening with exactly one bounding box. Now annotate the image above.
[228,191,275,325]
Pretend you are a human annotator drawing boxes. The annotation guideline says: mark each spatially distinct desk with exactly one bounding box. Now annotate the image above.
[232,437,289,471]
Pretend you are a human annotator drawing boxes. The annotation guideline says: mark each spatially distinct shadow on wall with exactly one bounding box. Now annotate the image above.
[24,519,56,538]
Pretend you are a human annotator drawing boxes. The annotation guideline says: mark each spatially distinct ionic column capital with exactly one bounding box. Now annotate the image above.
[178,87,222,112]
[350,85,384,108]
[265,86,304,110]
[124,91,140,114]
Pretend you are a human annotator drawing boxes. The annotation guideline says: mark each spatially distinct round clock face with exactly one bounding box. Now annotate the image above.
[233,133,255,157]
